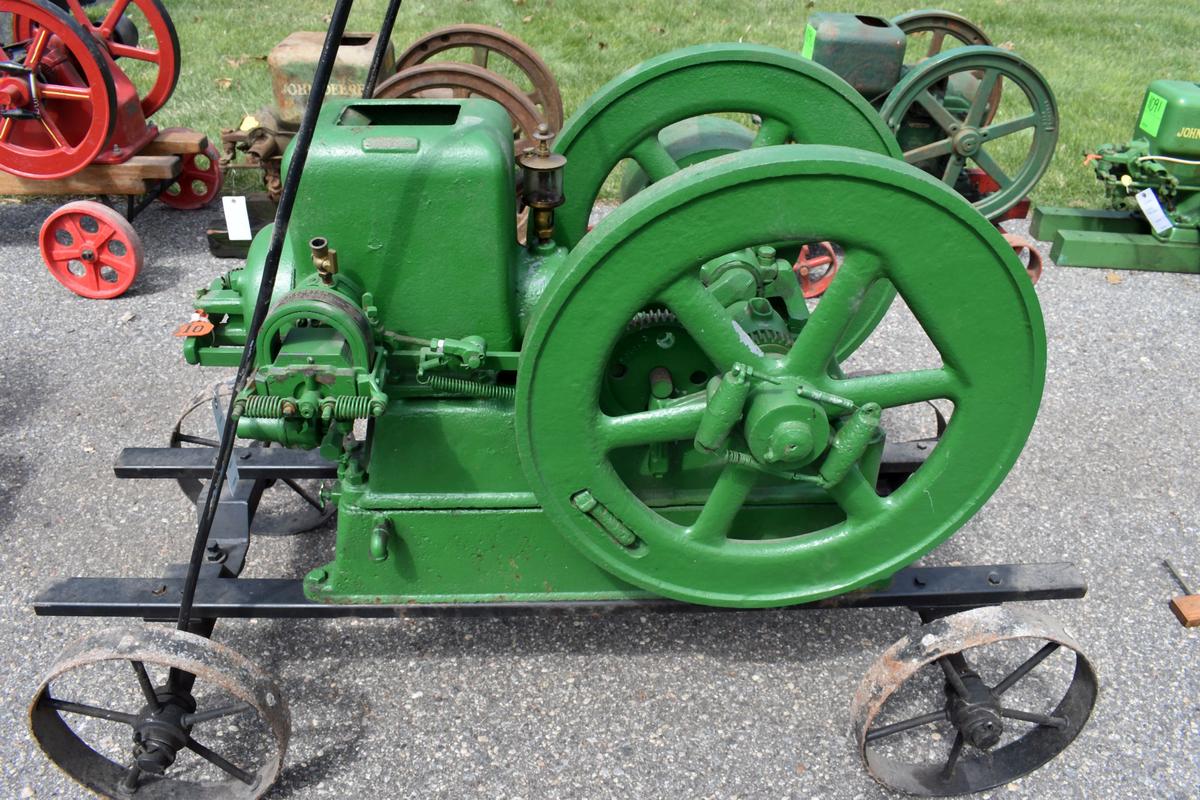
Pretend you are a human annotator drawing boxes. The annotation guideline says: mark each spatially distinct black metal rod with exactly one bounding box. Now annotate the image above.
[362,0,403,98]
[174,0,357,633]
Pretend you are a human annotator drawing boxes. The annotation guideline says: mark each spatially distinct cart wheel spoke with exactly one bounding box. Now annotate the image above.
[130,660,159,709]
[182,701,255,727]
[186,737,256,785]
[865,709,948,743]
[119,763,143,793]
[999,707,1068,729]
[993,641,1060,695]
[939,732,965,780]
[44,696,137,726]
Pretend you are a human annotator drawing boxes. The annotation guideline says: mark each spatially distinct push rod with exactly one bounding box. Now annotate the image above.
[175,0,357,633]
[363,0,403,98]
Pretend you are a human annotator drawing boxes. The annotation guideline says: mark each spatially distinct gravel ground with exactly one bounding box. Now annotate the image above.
[0,198,1197,800]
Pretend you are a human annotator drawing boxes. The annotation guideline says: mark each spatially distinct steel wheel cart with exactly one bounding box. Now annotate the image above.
[27,2,1097,797]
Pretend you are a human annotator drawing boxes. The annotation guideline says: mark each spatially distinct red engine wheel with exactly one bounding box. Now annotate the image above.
[794,241,840,298]
[12,0,180,117]
[158,130,222,209]
[39,199,142,298]
[1001,231,1043,284]
[0,0,116,179]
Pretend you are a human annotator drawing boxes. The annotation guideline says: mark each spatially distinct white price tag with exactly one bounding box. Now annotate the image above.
[1134,188,1174,234]
[222,195,253,241]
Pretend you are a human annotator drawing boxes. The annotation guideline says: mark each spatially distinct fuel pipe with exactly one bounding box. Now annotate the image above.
[175,0,358,636]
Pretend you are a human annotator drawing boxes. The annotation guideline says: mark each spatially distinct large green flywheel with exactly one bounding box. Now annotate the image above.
[552,43,900,248]
[517,146,1045,608]
[552,42,904,365]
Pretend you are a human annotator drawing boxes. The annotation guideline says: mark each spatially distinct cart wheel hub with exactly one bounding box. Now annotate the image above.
[80,248,95,261]
[946,672,1004,749]
[953,127,983,156]
[745,385,829,467]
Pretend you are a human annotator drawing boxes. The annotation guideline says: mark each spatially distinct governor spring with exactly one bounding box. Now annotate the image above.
[329,395,375,420]
[240,395,285,418]
[417,374,516,400]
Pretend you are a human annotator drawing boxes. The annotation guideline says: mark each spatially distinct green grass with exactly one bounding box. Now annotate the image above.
[149,0,1199,207]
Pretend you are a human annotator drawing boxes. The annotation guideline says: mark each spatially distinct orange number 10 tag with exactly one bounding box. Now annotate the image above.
[174,311,214,338]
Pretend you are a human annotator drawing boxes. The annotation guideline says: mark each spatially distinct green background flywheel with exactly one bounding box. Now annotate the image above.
[517,146,1045,608]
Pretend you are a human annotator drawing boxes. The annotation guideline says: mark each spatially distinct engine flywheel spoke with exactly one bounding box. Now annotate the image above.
[685,464,759,544]
[599,400,706,450]
[659,277,767,373]
[783,250,883,376]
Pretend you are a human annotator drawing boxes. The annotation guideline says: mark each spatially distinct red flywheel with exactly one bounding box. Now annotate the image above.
[11,0,180,118]
[39,199,143,298]
[0,0,117,179]
[794,241,841,299]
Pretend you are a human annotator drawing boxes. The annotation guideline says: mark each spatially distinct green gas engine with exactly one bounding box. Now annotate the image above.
[182,44,1044,609]
[1034,80,1200,272]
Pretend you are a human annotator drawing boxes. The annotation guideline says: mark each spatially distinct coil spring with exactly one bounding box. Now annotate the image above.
[329,395,375,420]
[418,374,515,400]
[240,395,284,418]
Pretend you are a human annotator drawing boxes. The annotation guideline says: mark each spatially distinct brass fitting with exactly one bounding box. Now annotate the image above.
[310,237,338,285]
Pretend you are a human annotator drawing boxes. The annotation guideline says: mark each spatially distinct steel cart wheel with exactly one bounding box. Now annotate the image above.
[39,200,141,298]
[852,606,1096,796]
[0,0,116,179]
[879,46,1058,221]
[373,61,545,150]
[16,0,181,117]
[518,145,1044,607]
[395,23,563,132]
[30,626,289,799]
[159,128,223,209]
[170,380,334,535]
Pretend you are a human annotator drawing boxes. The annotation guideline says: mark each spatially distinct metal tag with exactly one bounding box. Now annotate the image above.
[1134,188,1174,234]
[222,195,254,241]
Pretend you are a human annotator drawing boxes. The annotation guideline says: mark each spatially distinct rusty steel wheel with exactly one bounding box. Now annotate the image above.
[1002,232,1043,284]
[891,10,1001,126]
[374,61,545,150]
[852,606,1096,796]
[30,626,289,799]
[170,380,333,535]
[396,23,563,131]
